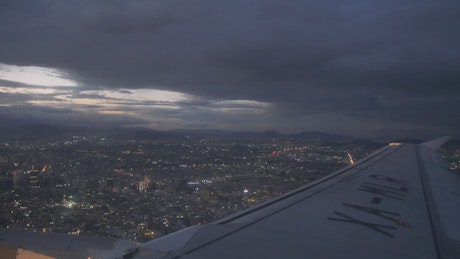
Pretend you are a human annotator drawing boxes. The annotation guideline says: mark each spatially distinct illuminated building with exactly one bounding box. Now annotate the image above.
[138,176,150,193]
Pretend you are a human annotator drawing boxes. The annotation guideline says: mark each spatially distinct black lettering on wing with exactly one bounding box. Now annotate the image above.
[328,211,396,238]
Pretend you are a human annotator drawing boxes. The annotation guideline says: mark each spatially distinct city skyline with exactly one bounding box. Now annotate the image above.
[1,1,459,138]
[0,131,379,241]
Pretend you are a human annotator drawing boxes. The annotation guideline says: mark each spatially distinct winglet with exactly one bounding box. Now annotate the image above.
[421,136,451,150]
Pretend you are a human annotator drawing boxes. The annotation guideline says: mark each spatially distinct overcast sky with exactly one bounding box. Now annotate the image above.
[0,0,459,138]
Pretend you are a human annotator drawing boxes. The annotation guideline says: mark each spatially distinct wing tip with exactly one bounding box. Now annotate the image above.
[420,136,451,150]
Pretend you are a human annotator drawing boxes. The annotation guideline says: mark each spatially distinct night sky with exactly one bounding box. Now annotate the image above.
[0,1,459,138]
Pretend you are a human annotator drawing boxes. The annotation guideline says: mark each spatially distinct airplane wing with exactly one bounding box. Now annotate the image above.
[1,137,459,259]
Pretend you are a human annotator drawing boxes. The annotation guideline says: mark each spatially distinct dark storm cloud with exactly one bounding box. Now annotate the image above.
[0,79,35,88]
[0,104,147,128]
[0,92,32,105]
[0,0,459,136]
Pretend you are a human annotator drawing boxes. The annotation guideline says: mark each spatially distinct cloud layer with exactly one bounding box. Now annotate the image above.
[0,0,459,138]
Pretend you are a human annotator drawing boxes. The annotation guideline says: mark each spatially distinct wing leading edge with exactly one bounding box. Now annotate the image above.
[1,137,458,259]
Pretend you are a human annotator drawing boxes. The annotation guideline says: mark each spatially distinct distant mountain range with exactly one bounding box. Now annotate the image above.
[0,123,455,146]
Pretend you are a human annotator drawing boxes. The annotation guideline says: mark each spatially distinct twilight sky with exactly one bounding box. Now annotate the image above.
[0,0,459,138]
